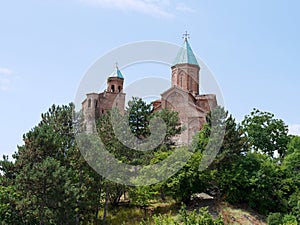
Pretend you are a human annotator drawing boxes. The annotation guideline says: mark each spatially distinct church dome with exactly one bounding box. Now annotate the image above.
[109,64,124,79]
[173,36,199,67]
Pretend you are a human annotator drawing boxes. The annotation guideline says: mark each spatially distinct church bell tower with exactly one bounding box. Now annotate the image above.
[171,32,200,95]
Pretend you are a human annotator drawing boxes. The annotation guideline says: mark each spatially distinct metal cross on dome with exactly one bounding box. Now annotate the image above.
[182,31,190,40]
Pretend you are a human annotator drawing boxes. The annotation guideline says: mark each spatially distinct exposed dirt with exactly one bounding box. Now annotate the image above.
[187,194,267,225]
[220,203,267,225]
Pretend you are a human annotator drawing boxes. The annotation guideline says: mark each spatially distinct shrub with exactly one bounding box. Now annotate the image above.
[140,205,224,225]
[267,213,298,225]
[282,214,298,225]
[267,213,283,225]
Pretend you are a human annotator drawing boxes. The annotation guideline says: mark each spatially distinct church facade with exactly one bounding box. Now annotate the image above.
[82,37,217,144]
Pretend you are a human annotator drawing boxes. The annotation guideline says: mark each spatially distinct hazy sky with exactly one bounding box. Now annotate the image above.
[1,0,300,158]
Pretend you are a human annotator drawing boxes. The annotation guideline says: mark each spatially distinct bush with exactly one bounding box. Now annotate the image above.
[140,205,224,225]
[267,212,298,225]
[267,213,283,225]
[288,190,300,223]
[282,214,298,225]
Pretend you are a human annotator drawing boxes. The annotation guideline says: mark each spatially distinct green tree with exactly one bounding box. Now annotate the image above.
[241,108,290,158]
[267,212,298,225]
[283,138,300,223]
[127,97,152,139]
[284,135,300,185]
[288,190,300,223]
[161,107,227,203]
[0,155,16,186]
[287,135,300,155]
[205,111,246,170]
[165,148,204,203]
[97,99,181,166]
[283,149,300,176]
[0,185,22,225]
[2,104,105,224]
[194,108,295,214]
[107,181,126,207]
[150,108,181,146]
[130,186,157,216]
[211,117,246,201]
[15,157,75,224]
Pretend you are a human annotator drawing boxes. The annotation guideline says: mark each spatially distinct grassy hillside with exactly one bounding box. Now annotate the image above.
[97,196,267,225]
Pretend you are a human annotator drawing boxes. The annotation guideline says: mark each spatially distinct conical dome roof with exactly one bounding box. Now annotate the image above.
[109,64,124,79]
[173,38,199,67]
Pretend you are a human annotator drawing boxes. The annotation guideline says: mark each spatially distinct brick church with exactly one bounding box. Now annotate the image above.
[82,35,217,144]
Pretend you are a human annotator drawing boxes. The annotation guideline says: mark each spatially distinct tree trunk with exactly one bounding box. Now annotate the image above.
[123,191,126,200]
[160,187,166,201]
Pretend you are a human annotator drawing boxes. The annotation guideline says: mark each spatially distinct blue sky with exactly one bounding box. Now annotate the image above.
[1,0,300,158]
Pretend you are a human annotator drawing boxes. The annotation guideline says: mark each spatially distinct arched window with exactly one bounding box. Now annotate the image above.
[180,76,183,88]
[88,99,91,108]
[94,100,98,108]
[118,85,121,93]
[111,85,115,92]
[189,76,193,91]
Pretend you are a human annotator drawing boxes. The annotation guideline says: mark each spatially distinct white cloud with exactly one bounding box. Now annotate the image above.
[175,2,195,13]
[289,124,300,136]
[0,68,13,75]
[80,0,174,18]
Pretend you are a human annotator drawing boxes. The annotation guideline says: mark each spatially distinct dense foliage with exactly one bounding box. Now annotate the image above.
[140,205,224,225]
[0,100,299,225]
